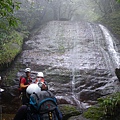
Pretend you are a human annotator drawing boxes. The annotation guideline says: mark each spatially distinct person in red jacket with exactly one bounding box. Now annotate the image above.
[20,68,32,105]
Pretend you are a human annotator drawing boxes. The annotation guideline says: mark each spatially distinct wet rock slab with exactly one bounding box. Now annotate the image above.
[2,21,120,115]
[18,21,120,109]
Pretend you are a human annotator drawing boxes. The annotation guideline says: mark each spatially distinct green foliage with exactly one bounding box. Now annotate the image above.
[99,10,120,39]
[0,31,23,65]
[98,93,120,117]
[83,92,120,120]
[83,106,104,120]
[117,0,120,2]
[59,104,81,120]
[0,0,21,30]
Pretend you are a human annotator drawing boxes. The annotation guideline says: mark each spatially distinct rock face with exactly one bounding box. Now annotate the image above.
[1,21,120,113]
[16,21,120,109]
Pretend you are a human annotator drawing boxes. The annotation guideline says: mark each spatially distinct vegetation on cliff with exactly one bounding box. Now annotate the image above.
[83,92,120,120]
[0,31,23,65]
[99,10,120,40]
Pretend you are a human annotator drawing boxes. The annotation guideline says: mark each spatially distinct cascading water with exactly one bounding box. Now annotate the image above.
[88,23,120,75]
[99,24,120,69]
[69,23,85,109]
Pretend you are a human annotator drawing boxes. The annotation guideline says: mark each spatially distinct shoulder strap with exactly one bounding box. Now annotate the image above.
[33,92,39,100]
[47,90,52,97]
[25,77,28,84]
[23,77,31,84]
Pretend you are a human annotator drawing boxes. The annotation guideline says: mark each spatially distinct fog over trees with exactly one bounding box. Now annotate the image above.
[13,0,120,31]
[0,0,120,51]
[0,0,120,31]
[0,0,120,43]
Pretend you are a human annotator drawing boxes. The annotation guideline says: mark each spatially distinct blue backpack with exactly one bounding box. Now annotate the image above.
[26,91,62,120]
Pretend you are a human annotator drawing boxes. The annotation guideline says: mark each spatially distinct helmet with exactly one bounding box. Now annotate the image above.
[37,72,44,77]
[25,68,31,73]
[26,83,41,98]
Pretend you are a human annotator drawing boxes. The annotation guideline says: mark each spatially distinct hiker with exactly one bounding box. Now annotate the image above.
[35,72,48,91]
[35,72,45,83]
[14,83,62,120]
[20,67,32,105]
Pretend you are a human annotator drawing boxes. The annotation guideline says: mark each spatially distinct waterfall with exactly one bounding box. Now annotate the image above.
[88,22,120,74]
[99,24,120,68]
[70,23,85,109]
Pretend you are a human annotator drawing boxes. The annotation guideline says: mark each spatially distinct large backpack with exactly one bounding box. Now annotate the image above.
[26,91,62,120]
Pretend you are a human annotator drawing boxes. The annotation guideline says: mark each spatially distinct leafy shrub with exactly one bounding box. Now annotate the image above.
[83,92,120,120]
[0,31,23,65]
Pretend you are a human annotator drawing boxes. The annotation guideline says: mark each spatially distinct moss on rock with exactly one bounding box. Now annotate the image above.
[58,104,81,120]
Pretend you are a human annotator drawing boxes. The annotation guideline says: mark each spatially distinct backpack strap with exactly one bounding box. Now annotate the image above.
[25,77,28,84]
[24,77,32,85]
[33,92,39,101]
[47,90,52,97]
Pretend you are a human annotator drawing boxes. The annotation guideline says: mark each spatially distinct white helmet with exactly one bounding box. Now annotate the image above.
[26,83,41,98]
[25,68,31,73]
[37,72,44,77]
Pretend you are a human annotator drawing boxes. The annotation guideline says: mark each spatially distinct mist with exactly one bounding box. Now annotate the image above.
[15,0,119,30]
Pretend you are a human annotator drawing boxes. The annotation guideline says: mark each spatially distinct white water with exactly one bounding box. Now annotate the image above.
[69,23,85,109]
[99,24,120,68]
